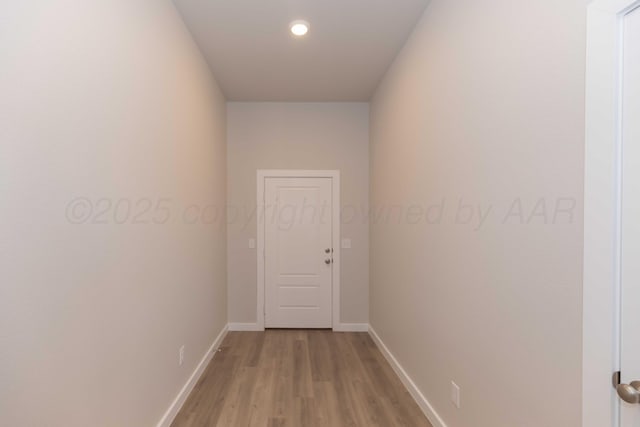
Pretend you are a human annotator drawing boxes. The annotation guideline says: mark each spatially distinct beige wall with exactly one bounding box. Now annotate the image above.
[227,103,369,324]
[369,1,587,426]
[0,1,227,426]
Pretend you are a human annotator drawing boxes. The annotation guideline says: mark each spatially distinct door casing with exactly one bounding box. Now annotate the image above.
[256,170,341,331]
[584,1,640,426]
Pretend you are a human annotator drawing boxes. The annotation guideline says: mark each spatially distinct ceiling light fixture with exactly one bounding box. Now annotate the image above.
[290,20,310,37]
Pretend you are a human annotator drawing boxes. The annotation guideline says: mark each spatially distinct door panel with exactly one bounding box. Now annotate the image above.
[264,177,332,328]
[620,5,640,426]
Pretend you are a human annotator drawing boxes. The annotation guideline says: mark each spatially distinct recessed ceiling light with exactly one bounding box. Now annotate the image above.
[290,20,310,37]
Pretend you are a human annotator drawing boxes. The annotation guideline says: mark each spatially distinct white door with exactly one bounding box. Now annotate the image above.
[620,5,640,426]
[264,177,332,328]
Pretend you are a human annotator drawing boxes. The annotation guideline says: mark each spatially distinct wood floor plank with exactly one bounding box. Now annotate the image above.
[307,330,334,382]
[322,333,361,426]
[312,381,353,427]
[292,338,314,398]
[171,330,433,427]
[228,331,265,368]
[332,332,393,427]
[213,366,258,427]
[246,357,277,426]
[270,331,295,419]
[293,396,318,427]
[266,418,286,427]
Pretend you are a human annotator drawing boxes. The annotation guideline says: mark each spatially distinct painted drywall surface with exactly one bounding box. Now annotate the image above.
[227,103,369,324]
[0,1,226,426]
[369,1,586,426]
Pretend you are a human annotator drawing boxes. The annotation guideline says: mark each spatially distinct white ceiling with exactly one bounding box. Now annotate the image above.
[174,0,429,101]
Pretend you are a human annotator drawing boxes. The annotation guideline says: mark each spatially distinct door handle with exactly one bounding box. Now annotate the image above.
[617,381,640,404]
[324,258,331,265]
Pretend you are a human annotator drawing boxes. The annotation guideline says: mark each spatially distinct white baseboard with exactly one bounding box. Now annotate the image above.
[156,324,229,427]
[368,326,448,427]
[228,322,263,331]
[228,323,368,332]
[333,323,369,332]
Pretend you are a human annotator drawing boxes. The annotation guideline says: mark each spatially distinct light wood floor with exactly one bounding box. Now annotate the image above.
[171,330,432,427]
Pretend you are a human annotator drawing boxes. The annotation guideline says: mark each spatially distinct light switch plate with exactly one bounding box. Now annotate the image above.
[341,238,352,249]
[249,238,256,249]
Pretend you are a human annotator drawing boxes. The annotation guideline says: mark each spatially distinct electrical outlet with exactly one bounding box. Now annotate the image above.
[179,345,185,366]
[341,238,352,249]
[451,381,461,408]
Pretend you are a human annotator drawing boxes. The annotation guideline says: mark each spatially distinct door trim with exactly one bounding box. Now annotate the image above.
[584,1,640,426]
[256,170,341,331]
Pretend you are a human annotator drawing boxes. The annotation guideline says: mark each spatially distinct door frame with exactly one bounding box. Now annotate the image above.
[584,1,640,426]
[256,170,341,331]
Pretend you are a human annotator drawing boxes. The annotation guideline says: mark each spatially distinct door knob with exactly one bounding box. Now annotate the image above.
[617,381,640,404]
[325,248,331,254]
[325,258,331,265]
